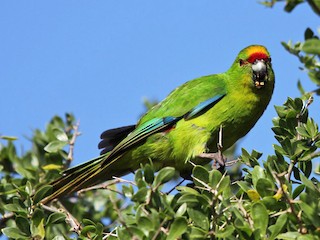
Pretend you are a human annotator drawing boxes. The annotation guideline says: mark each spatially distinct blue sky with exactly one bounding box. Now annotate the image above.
[1,1,319,169]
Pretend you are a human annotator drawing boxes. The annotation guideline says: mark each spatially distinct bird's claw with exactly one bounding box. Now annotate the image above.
[198,152,227,169]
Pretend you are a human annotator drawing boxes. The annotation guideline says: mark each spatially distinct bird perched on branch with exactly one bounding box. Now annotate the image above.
[41,45,274,204]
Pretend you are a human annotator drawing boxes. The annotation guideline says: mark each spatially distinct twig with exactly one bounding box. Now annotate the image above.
[77,179,121,195]
[237,194,254,228]
[225,158,241,167]
[198,153,226,167]
[103,231,117,239]
[77,177,136,196]
[42,201,82,234]
[274,172,303,233]
[56,201,82,234]
[41,203,60,213]
[152,218,167,240]
[286,160,296,182]
[112,176,136,185]
[66,121,81,167]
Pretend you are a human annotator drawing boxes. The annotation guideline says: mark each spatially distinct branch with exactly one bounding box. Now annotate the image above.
[274,172,303,233]
[42,201,82,234]
[77,177,136,196]
[66,121,81,168]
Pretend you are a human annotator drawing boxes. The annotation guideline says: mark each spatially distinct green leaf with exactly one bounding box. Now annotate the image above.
[118,227,145,239]
[304,28,315,40]
[237,181,251,192]
[154,167,175,187]
[193,165,209,186]
[277,231,302,239]
[176,186,200,195]
[167,217,187,240]
[42,164,63,170]
[299,202,320,226]
[302,38,320,55]
[256,178,274,197]
[2,227,28,239]
[177,193,200,206]
[31,218,45,240]
[46,212,66,225]
[284,0,304,13]
[122,184,134,198]
[251,202,268,237]
[240,148,260,167]
[16,216,31,235]
[175,203,187,217]
[137,216,154,234]
[217,175,230,194]
[52,128,69,142]
[144,164,154,184]
[215,225,235,238]
[33,185,53,204]
[32,208,45,227]
[187,207,209,230]
[292,184,305,199]
[234,218,252,236]
[82,218,96,226]
[131,187,149,203]
[81,225,96,236]
[44,140,68,153]
[189,226,207,239]
[3,203,27,214]
[269,214,287,239]
[0,135,18,141]
[209,169,222,188]
[25,181,33,195]
[252,166,266,188]
[115,228,130,239]
[261,196,286,212]
[247,189,261,202]
[135,169,143,183]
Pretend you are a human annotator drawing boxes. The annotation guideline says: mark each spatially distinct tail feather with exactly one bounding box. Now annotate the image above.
[41,154,118,204]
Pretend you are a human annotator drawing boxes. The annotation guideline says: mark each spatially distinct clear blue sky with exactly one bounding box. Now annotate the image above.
[1,1,319,169]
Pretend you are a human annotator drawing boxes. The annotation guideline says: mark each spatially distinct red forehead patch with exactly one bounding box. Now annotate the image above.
[247,52,269,63]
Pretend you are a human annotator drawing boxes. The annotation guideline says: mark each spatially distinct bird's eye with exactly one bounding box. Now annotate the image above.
[239,59,245,66]
[268,57,272,63]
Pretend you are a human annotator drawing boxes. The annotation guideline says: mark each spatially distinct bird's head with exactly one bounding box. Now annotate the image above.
[233,45,274,90]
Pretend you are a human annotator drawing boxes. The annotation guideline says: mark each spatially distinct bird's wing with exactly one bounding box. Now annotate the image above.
[101,93,226,167]
[101,116,182,166]
[138,74,227,124]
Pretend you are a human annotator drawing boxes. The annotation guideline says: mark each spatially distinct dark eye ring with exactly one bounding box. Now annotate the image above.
[239,59,246,66]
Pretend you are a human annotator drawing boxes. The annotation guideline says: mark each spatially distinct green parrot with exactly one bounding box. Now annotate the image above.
[41,45,274,204]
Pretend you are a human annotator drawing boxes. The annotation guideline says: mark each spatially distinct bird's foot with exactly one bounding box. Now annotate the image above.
[198,152,226,170]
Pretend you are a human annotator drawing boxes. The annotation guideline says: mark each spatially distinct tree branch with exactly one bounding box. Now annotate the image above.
[66,121,81,168]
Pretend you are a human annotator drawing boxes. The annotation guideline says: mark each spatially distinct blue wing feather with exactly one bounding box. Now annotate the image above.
[184,94,225,120]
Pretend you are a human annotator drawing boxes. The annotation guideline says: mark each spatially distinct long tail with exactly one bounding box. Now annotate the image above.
[41,125,136,204]
[41,154,117,204]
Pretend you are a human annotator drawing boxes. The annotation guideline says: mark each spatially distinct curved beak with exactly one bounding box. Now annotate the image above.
[252,60,268,89]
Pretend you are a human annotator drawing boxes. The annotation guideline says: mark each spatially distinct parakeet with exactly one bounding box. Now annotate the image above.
[41,45,274,204]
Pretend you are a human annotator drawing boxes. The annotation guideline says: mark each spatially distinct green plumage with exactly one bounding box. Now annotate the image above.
[42,45,275,203]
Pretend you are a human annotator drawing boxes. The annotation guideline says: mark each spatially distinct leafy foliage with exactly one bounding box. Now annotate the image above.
[1,2,320,240]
